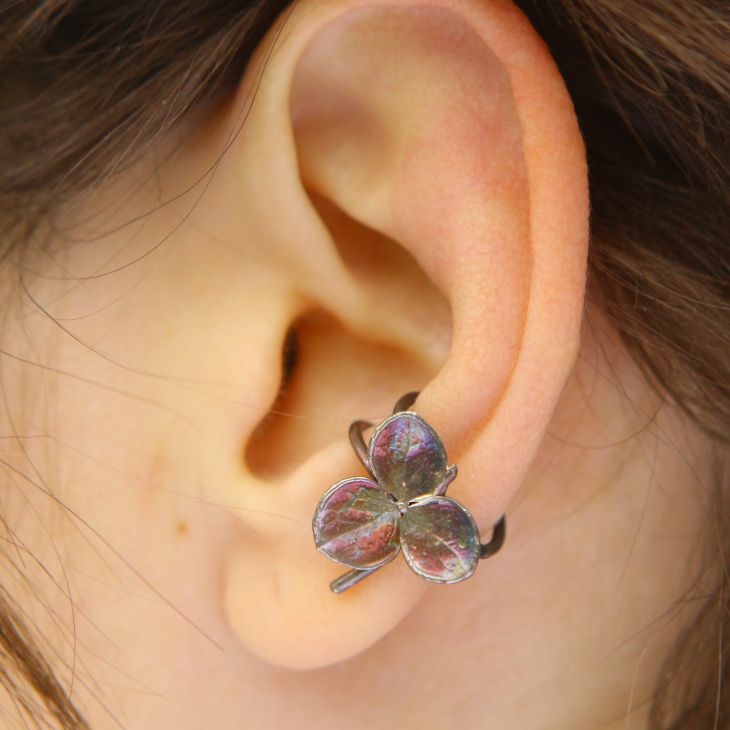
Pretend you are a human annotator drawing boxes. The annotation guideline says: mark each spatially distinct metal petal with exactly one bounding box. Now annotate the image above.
[312,478,400,570]
[400,497,480,583]
[368,412,447,501]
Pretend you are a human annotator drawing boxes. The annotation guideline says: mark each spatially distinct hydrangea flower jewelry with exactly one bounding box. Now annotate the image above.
[312,392,506,594]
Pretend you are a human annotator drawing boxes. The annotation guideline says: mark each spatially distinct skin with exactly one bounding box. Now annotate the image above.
[0,0,712,727]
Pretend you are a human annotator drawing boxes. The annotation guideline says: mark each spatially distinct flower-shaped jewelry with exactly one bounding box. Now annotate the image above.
[312,392,506,593]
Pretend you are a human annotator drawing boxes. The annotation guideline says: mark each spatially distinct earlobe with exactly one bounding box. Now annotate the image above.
[209,0,588,670]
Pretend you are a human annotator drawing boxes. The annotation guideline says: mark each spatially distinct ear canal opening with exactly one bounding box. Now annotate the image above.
[244,309,433,481]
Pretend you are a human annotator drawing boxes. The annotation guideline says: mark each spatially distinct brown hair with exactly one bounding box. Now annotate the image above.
[1,0,729,726]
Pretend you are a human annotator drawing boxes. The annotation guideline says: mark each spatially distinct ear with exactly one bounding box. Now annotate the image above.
[184,0,588,669]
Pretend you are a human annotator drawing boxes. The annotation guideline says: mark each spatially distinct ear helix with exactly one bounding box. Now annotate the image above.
[312,391,507,594]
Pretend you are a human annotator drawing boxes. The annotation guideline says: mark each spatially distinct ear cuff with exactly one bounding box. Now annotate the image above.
[312,391,506,594]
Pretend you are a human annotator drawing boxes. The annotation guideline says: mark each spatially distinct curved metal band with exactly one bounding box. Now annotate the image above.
[348,420,375,477]
[480,515,506,560]
[393,391,419,414]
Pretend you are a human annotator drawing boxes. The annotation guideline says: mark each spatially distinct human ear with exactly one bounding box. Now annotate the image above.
[185,0,587,669]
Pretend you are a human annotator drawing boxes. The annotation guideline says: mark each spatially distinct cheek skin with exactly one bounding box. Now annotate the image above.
[0,199,307,721]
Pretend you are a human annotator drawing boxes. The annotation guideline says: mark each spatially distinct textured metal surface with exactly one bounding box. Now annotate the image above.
[369,413,447,501]
[400,497,481,583]
[312,478,400,570]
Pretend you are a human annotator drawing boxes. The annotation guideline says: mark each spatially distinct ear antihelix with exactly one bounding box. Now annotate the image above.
[313,392,507,594]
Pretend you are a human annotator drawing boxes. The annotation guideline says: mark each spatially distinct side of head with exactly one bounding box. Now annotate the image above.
[0,0,727,728]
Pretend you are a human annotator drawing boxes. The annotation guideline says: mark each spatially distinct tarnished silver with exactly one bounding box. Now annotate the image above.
[312,392,507,594]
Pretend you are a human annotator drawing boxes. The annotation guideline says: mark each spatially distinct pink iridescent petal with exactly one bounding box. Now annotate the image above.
[400,497,480,583]
[312,478,400,570]
[369,413,447,501]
